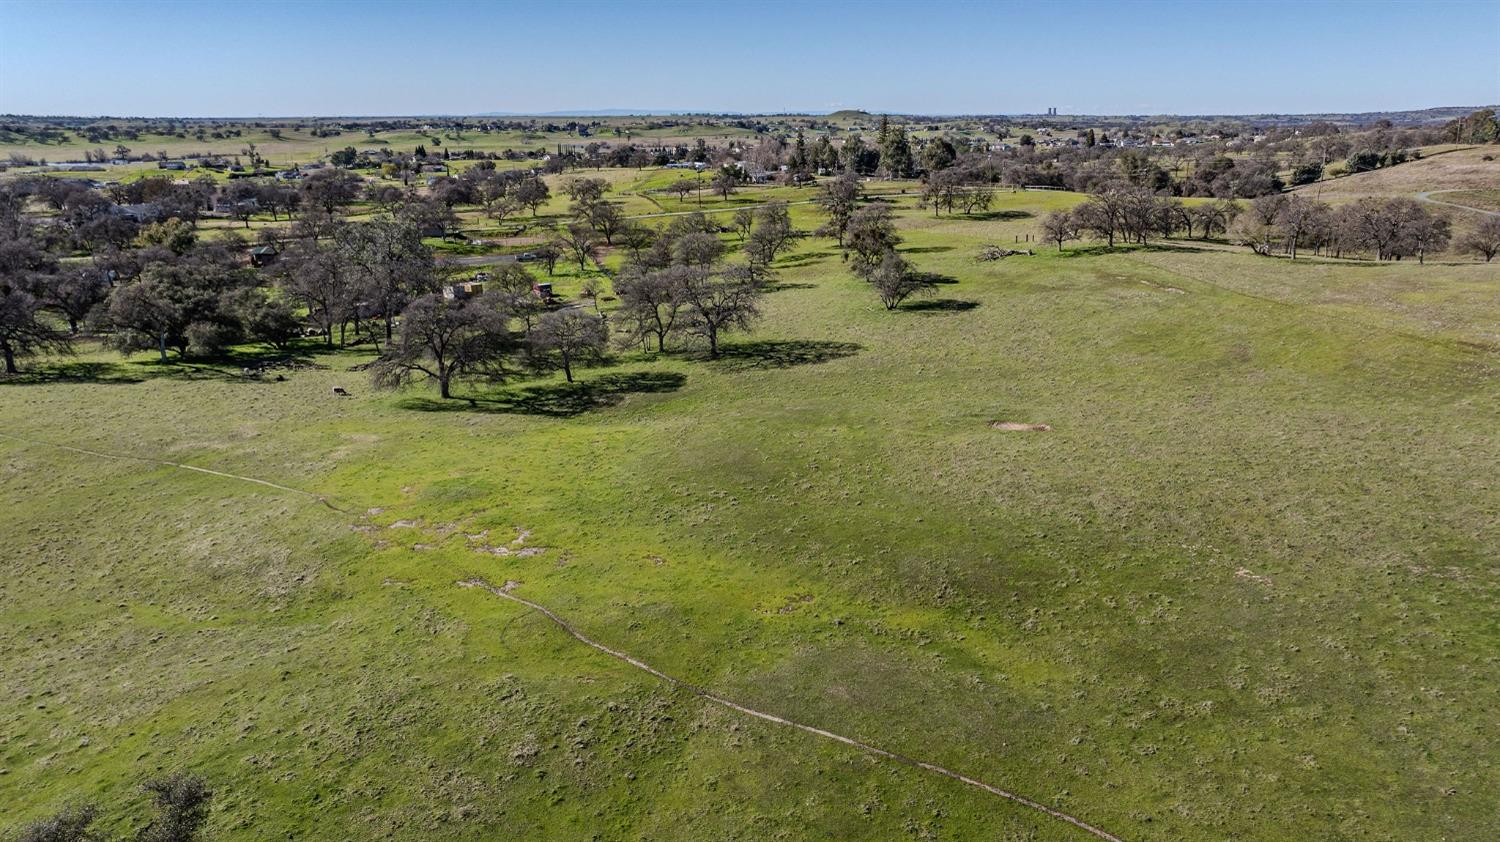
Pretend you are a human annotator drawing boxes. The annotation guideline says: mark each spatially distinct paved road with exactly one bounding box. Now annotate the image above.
[439,253,520,266]
[1416,191,1500,218]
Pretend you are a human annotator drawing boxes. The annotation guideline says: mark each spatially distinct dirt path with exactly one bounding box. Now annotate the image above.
[4,430,1120,838]
[1416,190,1500,218]
[457,577,1125,842]
[0,432,348,513]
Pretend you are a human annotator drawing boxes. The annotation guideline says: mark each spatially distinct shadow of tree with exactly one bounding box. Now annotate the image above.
[763,281,817,292]
[397,371,687,417]
[902,298,980,313]
[707,339,862,371]
[900,245,956,254]
[2,348,327,385]
[967,209,1035,221]
[0,361,147,385]
[773,254,829,269]
[1061,242,1208,258]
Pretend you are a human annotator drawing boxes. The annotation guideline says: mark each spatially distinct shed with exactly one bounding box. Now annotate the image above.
[249,245,279,267]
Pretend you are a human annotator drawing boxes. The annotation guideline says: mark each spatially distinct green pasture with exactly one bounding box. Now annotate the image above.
[2,184,1497,841]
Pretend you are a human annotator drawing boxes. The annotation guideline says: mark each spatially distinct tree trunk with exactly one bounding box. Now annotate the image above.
[561,353,573,383]
[2,341,15,374]
[158,332,168,361]
[439,369,451,399]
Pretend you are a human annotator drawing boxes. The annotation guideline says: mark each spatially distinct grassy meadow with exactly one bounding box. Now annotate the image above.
[0,122,765,173]
[2,186,1498,840]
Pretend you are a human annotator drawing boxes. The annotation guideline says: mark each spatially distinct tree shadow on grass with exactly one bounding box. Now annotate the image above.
[899,245,956,254]
[902,298,980,313]
[763,281,817,292]
[398,371,687,418]
[0,361,148,386]
[706,339,862,371]
[966,209,1035,221]
[1061,242,1208,258]
[1,350,323,386]
[773,253,830,269]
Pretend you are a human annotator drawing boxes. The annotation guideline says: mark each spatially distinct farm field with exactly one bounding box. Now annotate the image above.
[3,186,1497,841]
[0,121,766,173]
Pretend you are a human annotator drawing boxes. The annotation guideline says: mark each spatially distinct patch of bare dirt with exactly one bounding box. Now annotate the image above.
[469,526,545,557]
[1235,567,1273,586]
[991,422,1052,432]
[1139,279,1186,294]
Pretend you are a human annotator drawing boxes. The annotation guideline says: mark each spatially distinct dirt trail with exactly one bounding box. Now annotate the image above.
[458,577,1125,842]
[3,429,1121,838]
[0,432,348,513]
[1416,191,1500,218]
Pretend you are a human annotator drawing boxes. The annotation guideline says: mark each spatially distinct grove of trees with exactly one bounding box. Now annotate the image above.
[1034,183,1464,264]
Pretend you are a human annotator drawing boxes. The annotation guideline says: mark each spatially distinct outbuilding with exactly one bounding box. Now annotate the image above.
[249,245,279,267]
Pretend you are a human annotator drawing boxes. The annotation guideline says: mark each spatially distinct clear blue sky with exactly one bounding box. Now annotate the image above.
[1,0,1496,117]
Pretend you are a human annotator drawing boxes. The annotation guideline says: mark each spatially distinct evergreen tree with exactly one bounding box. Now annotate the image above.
[880,125,914,178]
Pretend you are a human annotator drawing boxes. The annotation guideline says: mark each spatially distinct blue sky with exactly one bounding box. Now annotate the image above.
[1,0,1496,117]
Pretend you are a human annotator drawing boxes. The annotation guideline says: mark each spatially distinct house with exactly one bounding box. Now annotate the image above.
[114,203,162,223]
[249,245,279,267]
[442,281,485,300]
[216,195,259,215]
[735,161,774,183]
[158,160,188,171]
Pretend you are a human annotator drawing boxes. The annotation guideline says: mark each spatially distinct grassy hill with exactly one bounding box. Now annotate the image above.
[1298,145,1500,199]
[3,190,1498,840]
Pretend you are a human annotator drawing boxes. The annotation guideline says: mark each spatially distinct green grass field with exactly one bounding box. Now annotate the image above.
[2,190,1497,840]
[0,122,764,173]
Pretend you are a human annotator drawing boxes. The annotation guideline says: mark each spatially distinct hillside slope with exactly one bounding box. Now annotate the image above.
[1298,145,1500,199]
